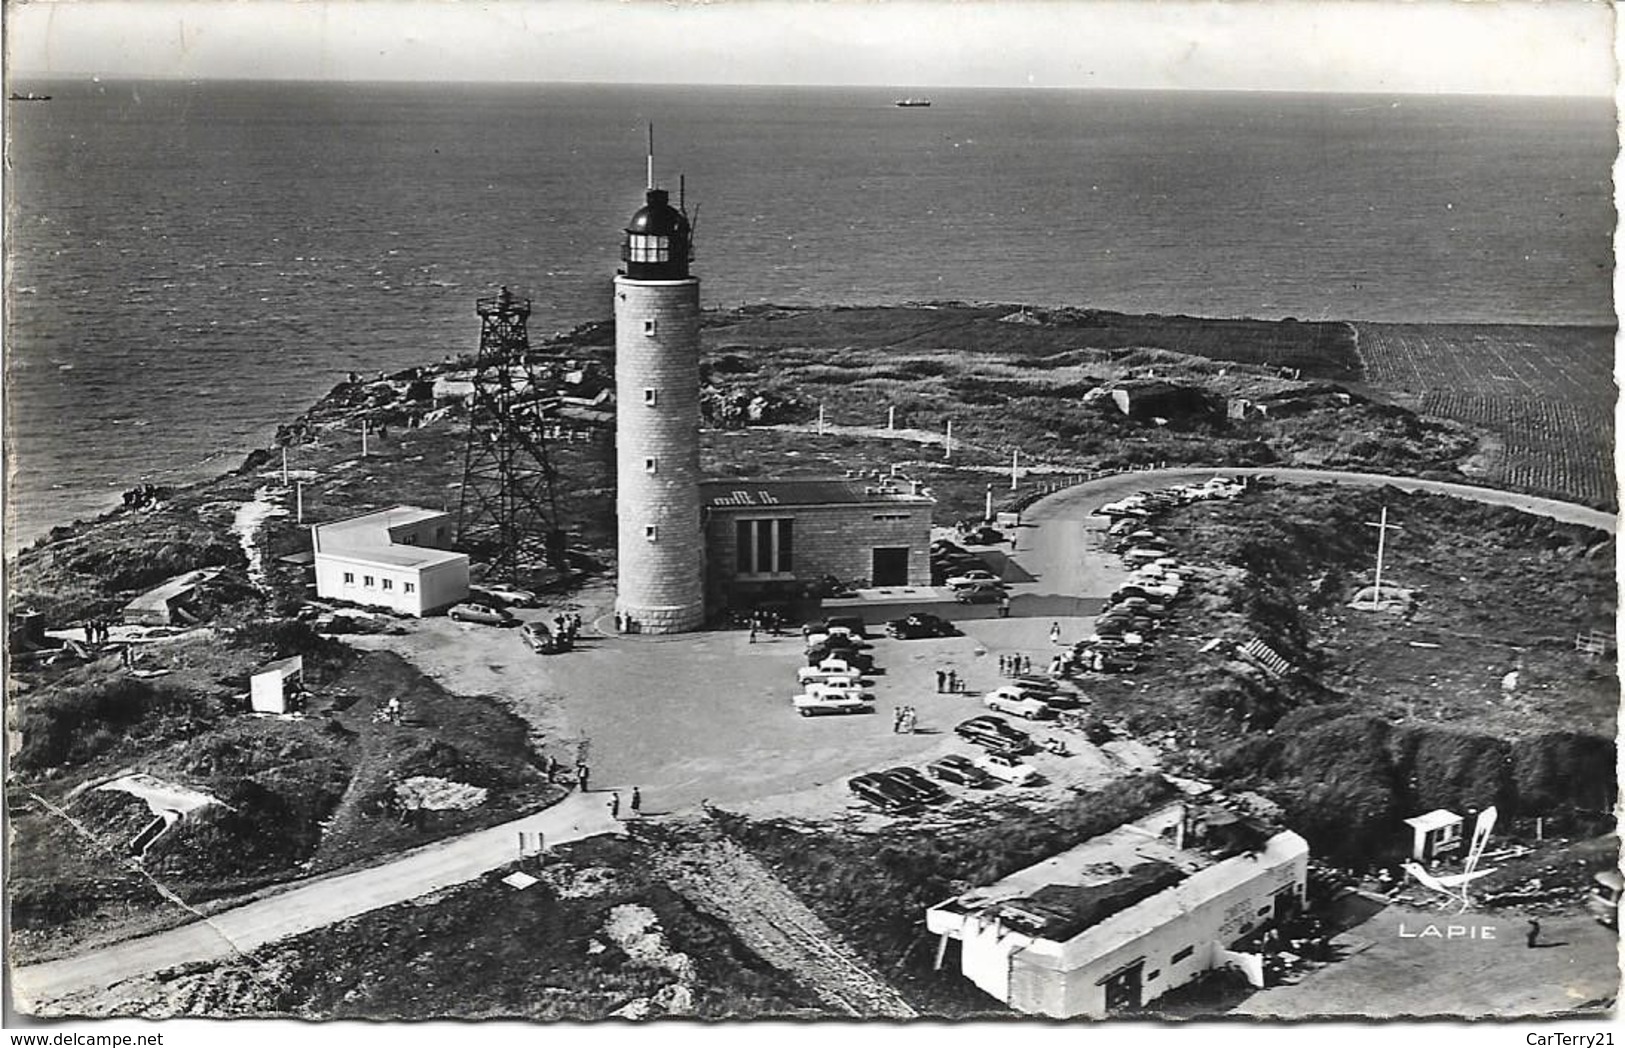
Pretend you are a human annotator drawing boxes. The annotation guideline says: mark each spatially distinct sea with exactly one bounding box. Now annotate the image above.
[4,80,1616,551]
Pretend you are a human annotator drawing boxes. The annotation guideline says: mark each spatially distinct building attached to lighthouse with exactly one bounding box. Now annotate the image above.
[613,184,706,633]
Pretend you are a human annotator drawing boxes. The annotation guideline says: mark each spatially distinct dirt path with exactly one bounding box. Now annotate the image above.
[647,817,918,1018]
[14,792,620,1012]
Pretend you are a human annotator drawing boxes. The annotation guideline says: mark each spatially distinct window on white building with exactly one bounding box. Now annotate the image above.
[404,582,416,594]
[643,319,657,336]
[643,388,659,406]
[363,575,375,588]
[382,579,393,591]
[343,572,355,585]
[645,457,658,474]
[646,525,658,541]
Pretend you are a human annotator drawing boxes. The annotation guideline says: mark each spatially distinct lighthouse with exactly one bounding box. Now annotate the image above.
[612,154,705,633]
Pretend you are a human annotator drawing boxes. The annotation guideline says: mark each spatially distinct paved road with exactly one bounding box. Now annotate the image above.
[1019,467,1616,534]
[13,792,620,1009]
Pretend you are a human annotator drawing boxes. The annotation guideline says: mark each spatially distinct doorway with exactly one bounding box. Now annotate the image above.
[1103,960,1143,1012]
[871,547,909,587]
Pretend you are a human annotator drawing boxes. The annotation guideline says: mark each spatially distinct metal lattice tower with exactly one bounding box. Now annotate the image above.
[456,287,566,580]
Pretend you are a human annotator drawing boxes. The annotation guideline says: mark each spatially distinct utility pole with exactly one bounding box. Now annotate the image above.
[361,420,369,458]
[296,480,304,524]
[818,403,826,436]
[1365,506,1402,605]
[281,446,289,486]
[985,483,993,522]
[1010,448,1020,490]
[887,405,896,430]
[944,420,953,460]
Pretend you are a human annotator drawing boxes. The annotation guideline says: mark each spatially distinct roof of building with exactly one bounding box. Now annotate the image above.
[315,543,466,569]
[928,804,1308,967]
[314,506,450,543]
[700,478,933,510]
[1404,809,1463,832]
[124,568,223,612]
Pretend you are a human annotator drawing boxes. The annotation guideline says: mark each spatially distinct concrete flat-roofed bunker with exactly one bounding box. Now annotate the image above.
[122,568,224,626]
[310,505,470,617]
[926,803,1309,1017]
[700,477,934,616]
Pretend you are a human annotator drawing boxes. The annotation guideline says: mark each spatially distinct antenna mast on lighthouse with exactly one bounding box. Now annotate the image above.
[646,123,655,189]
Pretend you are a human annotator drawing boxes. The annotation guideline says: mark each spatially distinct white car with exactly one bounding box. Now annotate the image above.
[793,682,874,716]
[974,750,1040,785]
[946,569,1003,590]
[798,657,862,685]
[983,686,1055,720]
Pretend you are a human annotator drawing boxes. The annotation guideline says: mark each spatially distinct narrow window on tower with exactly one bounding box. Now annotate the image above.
[643,388,659,406]
[645,525,658,542]
[644,457,657,474]
[644,319,657,337]
[737,520,752,573]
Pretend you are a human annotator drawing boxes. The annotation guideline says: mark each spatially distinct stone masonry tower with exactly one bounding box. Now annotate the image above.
[613,157,704,633]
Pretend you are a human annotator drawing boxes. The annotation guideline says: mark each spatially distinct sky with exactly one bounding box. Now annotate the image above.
[3,0,1617,96]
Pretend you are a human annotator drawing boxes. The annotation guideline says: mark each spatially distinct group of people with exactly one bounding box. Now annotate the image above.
[999,653,1034,676]
[82,618,115,645]
[613,610,643,633]
[552,612,584,644]
[542,754,592,791]
[607,787,643,819]
[933,668,963,693]
[892,706,918,734]
[746,609,786,643]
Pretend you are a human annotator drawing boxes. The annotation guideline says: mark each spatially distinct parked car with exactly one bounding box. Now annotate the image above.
[954,583,1003,605]
[886,613,957,640]
[448,602,515,626]
[1075,646,1139,673]
[798,657,863,685]
[928,754,993,788]
[794,682,874,716]
[946,568,1004,589]
[822,615,869,639]
[960,526,1005,545]
[805,644,876,672]
[879,766,949,806]
[984,686,1056,720]
[955,715,1035,754]
[849,773,918,812]
[974,750,1040,786]
[478,585,538,608]
[521,621,563,653]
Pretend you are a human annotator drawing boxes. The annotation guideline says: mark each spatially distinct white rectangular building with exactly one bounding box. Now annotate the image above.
[311,506,469,617]
[926,805,1309,1017]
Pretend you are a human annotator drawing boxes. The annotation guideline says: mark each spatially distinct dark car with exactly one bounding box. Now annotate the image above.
[960,526,1005,546]
[954,715,1035,755]
[807,644,876,672]
[886,613,957,640]
[879,766,949,806]
[849,773,919,813]
[928,754,993,788]
[954,584,1003,605]
[822,615,868,639]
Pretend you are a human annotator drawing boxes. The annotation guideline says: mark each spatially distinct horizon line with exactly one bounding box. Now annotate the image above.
[5,72,1614,102]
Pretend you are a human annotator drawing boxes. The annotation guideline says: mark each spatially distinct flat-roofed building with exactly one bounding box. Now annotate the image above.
[699,477,933,617]
[311,506,469,617]
[926,804,1309,1017]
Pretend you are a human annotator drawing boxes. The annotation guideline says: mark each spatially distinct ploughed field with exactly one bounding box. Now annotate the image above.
[1355,323,1616,510]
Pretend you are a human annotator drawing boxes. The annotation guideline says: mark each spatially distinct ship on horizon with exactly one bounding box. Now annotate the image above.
[9,92,52,102]
[893,97,932,108]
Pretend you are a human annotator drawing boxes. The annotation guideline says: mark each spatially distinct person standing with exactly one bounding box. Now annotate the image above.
[1526,918,1541,948]
[577,763,591,791]
[1049,622,1062,645]
[999,594,1011,618]
[749,622,758,644]
[610,792,621,819]
[935,669,946,693]
[630,786,642,816]
[947,669,959,693]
